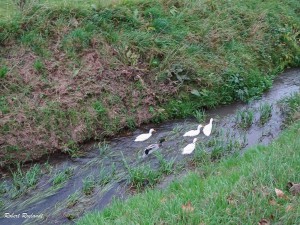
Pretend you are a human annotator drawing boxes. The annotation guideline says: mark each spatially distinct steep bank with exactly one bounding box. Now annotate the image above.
[0,0,299,166]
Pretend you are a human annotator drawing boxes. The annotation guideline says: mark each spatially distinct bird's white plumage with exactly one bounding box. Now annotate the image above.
[134,129,155,142]
[183,124,202,137]
[203,118,213,136]
[182,138,197,154]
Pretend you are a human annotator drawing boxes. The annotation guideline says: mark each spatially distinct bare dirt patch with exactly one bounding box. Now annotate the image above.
[0,46,178,166]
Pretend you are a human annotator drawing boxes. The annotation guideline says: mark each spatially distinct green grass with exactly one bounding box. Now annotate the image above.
[259,103,272,125]
[9,164,42,198]
[279,92,300,125]
[193,109,206,124]
[67,191,80,208]
[155,152,176,175]
[126,164,160,190]
[82,175,95,195]
[0,0,122,20]
[1,0,300,166]
[98,166,113,186]
[77,121,300,224]
[97,141,110,156]
[236,108,254,129]
[52,167,73,186]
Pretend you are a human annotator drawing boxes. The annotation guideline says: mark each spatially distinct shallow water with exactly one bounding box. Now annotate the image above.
[0,68,299,225]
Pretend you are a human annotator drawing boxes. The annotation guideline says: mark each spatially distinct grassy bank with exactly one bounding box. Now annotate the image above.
[0,0,300,166]
[77,121,300,224]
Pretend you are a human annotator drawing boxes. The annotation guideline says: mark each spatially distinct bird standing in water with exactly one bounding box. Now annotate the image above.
[182,138,197,155]
[203,118,213,136]
[183,124,203,137]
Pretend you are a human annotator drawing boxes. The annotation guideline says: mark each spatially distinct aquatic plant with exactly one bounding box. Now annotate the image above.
[154,152,176,175]
[126,164,160,190]
[98,165,113,186]
[9,164,41,198]
[98,141,110,156]
[194,110,207,123]
[1,0,299,166]
[279,92,300,125]
[67,191,80,208]
[82,175,95,195]
[52,167,73,186]
[259,103,272,125]
[236,109,254,129]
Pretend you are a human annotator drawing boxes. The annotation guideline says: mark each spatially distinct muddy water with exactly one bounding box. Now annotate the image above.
[0,69,299,225]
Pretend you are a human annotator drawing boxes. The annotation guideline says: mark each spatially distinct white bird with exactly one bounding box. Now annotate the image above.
[142,138,165,158]
[183,124,203,137]
[134,129,155,142]
[182,138,197,155]
[203,118,213,136]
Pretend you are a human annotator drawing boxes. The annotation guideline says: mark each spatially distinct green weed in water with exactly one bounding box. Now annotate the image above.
[259,103,272,125]
[52,167,73,186]
[98,166,112,186]
[127,165,160,190]
[192,144,211,166]
[67,191,80,208]
[194,109,206,123]
[236,109,254,129]
[82,175,95,195]
[279,92,300,125]
[10,164,41,198]
[98,141,110,156]
[154,152,175,175]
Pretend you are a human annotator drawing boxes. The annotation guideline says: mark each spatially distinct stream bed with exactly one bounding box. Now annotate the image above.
[0,68,299,225]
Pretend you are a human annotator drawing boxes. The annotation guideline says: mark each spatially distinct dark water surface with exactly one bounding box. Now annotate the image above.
[0,68,299,225]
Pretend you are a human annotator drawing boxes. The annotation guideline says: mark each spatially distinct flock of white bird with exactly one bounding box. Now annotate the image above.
[135,118,214,157]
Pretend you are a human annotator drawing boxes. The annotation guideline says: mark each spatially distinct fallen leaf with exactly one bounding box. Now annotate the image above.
[258,218,270,225]
[275,188,285,198]
[227,195,236,205]
[286,205,294,212]
[268,199,277,206]
[288,183,300,196]
[181,201,194,212]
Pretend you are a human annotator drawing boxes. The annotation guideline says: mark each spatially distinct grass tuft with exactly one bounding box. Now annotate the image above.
[236,109,254,129]
[77,121,300,224]
[82,175,95,195]
[259,103,272,125]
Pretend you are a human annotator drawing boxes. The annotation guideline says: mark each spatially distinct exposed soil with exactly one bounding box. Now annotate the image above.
[0,68,299,225]
[0,46,178,166]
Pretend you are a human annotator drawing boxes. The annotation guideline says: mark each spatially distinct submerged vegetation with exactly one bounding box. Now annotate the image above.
[77,118,300,225]
[236,108,254,129]
[259,103,272,125]
[0,0,299,166]
[0,0,299,223]
[279,92,300,125]
[0,86,299,223]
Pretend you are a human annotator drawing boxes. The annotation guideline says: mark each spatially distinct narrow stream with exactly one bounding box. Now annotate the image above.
[0,68,299,225]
